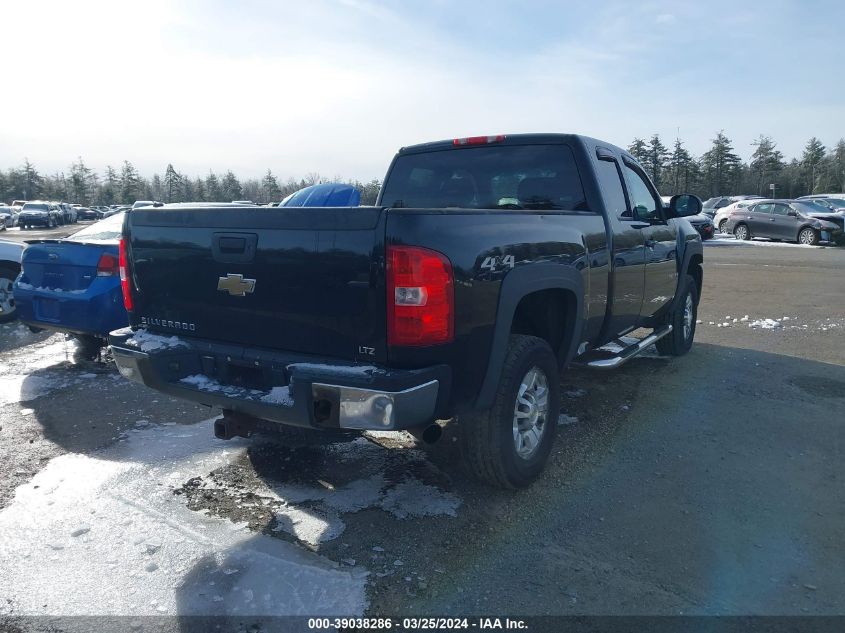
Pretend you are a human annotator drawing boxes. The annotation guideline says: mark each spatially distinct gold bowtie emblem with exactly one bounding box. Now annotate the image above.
[217,274,256,297]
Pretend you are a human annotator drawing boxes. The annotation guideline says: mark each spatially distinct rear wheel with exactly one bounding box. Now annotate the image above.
[798,227,819,245]
[461,334,560,489]
[733,224,750,240]
[0,265,20,323]
[656,274,698,357]
[718,219,728,233]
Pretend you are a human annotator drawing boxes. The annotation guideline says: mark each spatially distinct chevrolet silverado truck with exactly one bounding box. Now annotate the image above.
[109,134,704,488]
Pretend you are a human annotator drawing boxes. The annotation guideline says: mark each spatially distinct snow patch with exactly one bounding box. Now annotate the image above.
[124,329,189,353]
[380,479,460,519]
[261,386,293,406]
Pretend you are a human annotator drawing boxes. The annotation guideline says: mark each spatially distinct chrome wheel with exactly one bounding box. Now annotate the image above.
[0,276,15,318]
[683,292,694,341]
[719,220,728,234]
[734,225,748,240]
[799,228,816,245]
[512,366,550,460]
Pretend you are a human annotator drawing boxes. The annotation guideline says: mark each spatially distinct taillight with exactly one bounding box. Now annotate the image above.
[452,135,506,146]
[387,245,454,346]
[96,252,119,277]
[118,238,134,311]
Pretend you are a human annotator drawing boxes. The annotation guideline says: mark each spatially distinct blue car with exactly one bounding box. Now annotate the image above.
[14,212,128,359]
[279,182,361,207]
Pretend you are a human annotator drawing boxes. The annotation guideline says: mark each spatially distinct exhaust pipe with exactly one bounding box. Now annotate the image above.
[214,410,257,440]
[408,423,442,444]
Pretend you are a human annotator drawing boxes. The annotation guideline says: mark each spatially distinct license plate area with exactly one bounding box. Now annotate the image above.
[34,298,60,322]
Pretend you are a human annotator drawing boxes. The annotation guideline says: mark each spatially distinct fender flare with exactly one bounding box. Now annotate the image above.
[474,264,584,410]
[671,238,703,312]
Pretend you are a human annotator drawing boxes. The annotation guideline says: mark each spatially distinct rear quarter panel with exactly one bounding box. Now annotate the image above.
[385,209,607,412]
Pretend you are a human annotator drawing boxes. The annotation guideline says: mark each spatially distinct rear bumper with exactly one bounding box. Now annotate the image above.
[108,327,450,432]
[14,282,127,338]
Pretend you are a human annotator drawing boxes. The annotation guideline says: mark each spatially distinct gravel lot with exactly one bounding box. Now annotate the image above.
[0,237,842,623]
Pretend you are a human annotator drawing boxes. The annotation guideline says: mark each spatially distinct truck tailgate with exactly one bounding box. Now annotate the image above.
[126,206,385,362]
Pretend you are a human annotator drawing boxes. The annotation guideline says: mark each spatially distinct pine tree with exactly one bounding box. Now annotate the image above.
[801,137,826,194]
[20,158,43,200]
[700,131,742,196]
[260,169,281,203]
[749,135,784,196]
[666,138,695,195]
[221,170,242,201]
[101,166,119,205]
[644,134,670,189]
[119,160,141,203]
[627,138,648,164]
[163,163,182,202]
[205,171,222,201]
[69,157,94,204]
[193,177,207,202]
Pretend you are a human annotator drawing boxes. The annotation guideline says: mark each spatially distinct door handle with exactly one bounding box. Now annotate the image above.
[770,218,776,222]
[644,238,656,248]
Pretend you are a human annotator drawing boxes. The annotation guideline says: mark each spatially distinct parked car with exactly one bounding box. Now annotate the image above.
[110,133,704,489]
[686,213,714,240]
[0,238,24,322]
[714,199,770,233]
[661,197,713,240]
[0,205,16,229]
[796,195,845,211]
[726,200,844,245]
[701,195,763,218]
[18,201,62,229]
[76,207,103,220]
[56,202,78,224]
[13,212,128,358]
[280,183,361,207]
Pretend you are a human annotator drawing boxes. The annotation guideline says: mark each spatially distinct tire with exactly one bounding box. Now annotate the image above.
[798,227,819,246]
[656,274,698,357]
[718,220,728,234]
[460,334,560,489]
[733,224,750,240]
[73,334,104,361]
[0,265,20,323]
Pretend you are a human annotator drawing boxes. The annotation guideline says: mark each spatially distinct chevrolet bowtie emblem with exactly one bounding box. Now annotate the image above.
[217,273,256,297]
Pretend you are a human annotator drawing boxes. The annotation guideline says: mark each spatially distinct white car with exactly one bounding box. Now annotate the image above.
[714,199,771,234]
[0,238,24,322]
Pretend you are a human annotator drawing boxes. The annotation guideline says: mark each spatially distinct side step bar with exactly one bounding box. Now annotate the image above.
[572,326,673,370]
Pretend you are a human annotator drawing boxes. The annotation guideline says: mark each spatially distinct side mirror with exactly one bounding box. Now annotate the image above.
[669,194,702,218]
[787,209,798,217]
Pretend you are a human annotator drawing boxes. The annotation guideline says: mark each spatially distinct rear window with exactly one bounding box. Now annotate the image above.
[22,203,49,211]
[68,212,125,243]
[380,144,588,211]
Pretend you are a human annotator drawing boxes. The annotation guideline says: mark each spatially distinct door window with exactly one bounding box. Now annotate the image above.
[753,203,773,215]
[771,203,791,216]
[622,164,661,221]
[594,156,629,218]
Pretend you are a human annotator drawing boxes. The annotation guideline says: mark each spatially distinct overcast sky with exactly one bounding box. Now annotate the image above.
[3,0,843,181]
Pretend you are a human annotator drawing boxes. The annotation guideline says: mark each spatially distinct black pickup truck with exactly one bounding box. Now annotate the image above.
[110,134,703,488]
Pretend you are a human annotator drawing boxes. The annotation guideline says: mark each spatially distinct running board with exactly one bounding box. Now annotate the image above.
[572,326,673,370]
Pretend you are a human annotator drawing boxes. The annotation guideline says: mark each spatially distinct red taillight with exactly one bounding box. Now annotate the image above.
[386,245,454,346]
[118,238,134,311]
[96,252,119,277]
[452,135,506,146]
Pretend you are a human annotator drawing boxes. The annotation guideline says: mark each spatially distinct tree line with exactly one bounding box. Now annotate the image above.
[0,160,382,206]
[627,132,845,199]
[2,131,843,207]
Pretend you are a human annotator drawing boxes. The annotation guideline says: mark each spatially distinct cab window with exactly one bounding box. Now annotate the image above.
[622,164,661,221]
